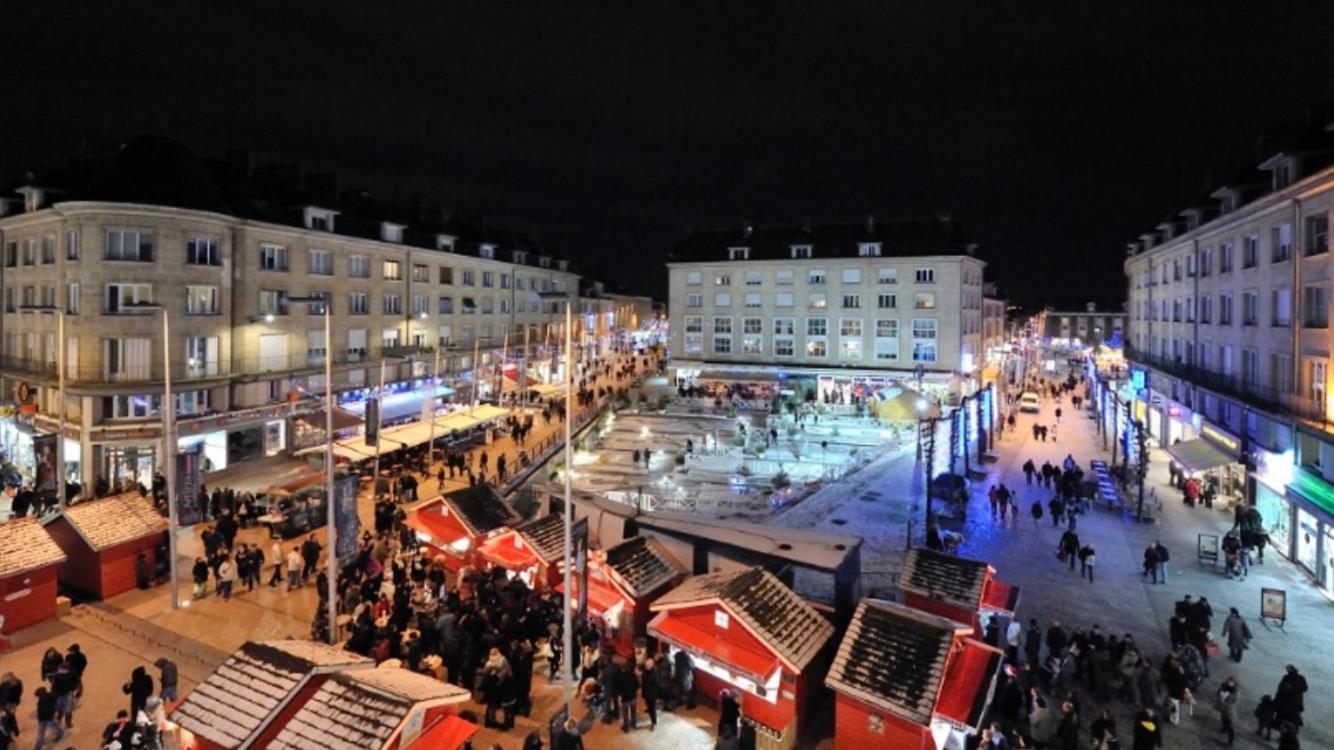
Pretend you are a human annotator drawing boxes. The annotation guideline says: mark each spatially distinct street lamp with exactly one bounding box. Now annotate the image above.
[289,295,338,644]
[915,396,929,462]
[540,290,577,714]
[18,305,67,508]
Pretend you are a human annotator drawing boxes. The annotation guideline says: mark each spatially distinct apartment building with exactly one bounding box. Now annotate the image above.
[1123,106,1334,595]
[666,216,986,403]
[0,136,603,491]
[1041,303,1125,347]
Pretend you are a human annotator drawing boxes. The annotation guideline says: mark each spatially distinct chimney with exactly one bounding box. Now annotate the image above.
[1086,302,1097,312]
[865,214,876,234]
[1126,242,1140,257]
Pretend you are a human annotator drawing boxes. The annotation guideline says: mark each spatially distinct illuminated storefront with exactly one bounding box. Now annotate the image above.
[1252,447,1294,559]
[1283,467,1334,588]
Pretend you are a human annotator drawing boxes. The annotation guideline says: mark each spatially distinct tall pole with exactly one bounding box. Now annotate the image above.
[427,346,440,470]
[161,310,179,609]
[471,338,481,415]
[520,325,530,410]
[55,311,66,506]
[371,358,387,490]
[323,306,337,644]
[561,301,574,713]
[497,329,510,404]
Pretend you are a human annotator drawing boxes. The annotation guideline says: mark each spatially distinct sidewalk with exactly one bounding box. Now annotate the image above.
[960,381,1332,750]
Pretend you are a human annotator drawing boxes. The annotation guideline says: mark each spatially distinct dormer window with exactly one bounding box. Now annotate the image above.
[791,244,812,259]
[1221,194,1236,213]
[512,250,529,265]
[858,242,881,257]
[539,255,552,269]
[302,206,339,232]
[558,259,570,271]
[436,234,456,252]
[1273,162,1292,190]
[16,186,45,213]
[728,246,750,260]
[479,244,497,260]
[380,222,407,243]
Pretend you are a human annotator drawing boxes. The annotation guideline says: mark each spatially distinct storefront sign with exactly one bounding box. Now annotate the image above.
[365,397,380,447]
[1200,423,1241,458]
[1252,448,1294,491]
[1261,587,1286,625]
[32,434,57,495]
[573,516,589,620]
[15,382,32,405]
[175,446,205,527]
[334,475,360,565]
[1197,533,1219,564]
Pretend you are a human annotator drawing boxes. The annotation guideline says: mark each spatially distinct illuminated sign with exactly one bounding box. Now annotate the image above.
[1200,423,1240,455]
[1130,368,1146,391]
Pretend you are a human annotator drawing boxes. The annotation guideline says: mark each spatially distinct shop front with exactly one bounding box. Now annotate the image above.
[1283,468,1334,589]
[1163,421,1245,507]
[1251,447,1295,560]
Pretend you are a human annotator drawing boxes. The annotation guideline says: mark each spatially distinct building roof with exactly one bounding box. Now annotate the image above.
[824,599,969,725]
[897,547,992,612]
[604,536,684,598]
[651,566,835,672]
[669,216,971,264]
[0,517,67,578]
[268,669,469,750]
[48,494,167,552]
[640,511,860,572]
[515,512,565,564]
[170,640,373,749]
[440,486,520,538]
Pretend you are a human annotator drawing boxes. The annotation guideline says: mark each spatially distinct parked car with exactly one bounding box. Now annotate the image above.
[1019,392,1041,412]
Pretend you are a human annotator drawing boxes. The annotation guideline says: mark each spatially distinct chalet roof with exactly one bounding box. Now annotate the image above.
[639,510,860,572]
[0,517,66,578]
[441,486,519,537]
[652,566,834,672]
[604,536,683,598]
[515,512,565,563]
[49,494,167,551]
[170,640,373,749]
[897,547,990,611]
[825,599,967,725]
[268,669,469,750]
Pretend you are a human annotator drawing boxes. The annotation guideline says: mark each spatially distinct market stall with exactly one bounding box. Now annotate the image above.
[43,494,167,599]
[0,517,67,633]
[897,547,1020,637]
[559,535,686,657]
[404,486,520,573]
[648,566,835,747]
[1163,421,1246,507]
[825,599,1004,750]
[476,512,564,588]
[256,472,329,539]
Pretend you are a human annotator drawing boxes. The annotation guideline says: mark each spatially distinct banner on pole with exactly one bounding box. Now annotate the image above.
[334,474,360,565]
[176,446,205,526]
[365,397,380,446]
[32,434,58,496]
[573,516,590,620]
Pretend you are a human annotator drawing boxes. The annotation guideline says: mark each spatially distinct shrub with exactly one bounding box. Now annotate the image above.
[675,453,686,466]
[736,463,752,477]
[772,470,791,489]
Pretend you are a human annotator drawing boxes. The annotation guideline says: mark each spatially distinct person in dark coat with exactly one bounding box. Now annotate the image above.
[718,688,741,737]
[1274,681,1304,731]
[122,666,153,720]
[63,645,87,698]
[1132,706,1162,749]
[616,661,640,732]
[640,659,660,730]
[154,658,179,703]
[673,649,695,709]
[1024,619,1042,666]
[1277,665,1307,715]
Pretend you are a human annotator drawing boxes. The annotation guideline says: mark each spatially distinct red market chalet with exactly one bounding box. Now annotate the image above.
[897,548,1020,635]
[0,517,67,635]
[649,566,835,746]
[404,486,520,573]
[43,494,167,600]
[477,511,565,588]
[172,640,475,750]
[825,599,1004,750]
[560,535,686,658]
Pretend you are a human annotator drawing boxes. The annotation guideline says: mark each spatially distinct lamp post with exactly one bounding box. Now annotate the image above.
[18,306,67,507]
[541,290,577,714]
[915,396,929,462]
[291,296,338,644]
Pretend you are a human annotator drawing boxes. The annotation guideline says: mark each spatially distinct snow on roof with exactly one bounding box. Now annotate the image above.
[515,512,565,563]
[825,599,968,725]
[897,548,990,612]
[652,566,835,672]
[170,641,373,749]
[604,536,684,598]
[640,510,861,571]
[440,486,520,537]
[268,670,467,750]
[49,494,166,551]
[0,517,66,578]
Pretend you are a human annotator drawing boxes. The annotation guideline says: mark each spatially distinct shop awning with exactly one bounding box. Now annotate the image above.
[557,574,628,616]
[296,407,363,431]
[1164,438,1235,473]
[478,531,539,570]
[980,579,1020,616]
[414,715,478,750]
[934,641,1004,732]
[405,508,471,548]
[696,370,781,384]
[648,611,780,685]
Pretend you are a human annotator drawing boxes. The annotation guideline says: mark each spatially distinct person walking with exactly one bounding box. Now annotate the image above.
[216,553,235,600]
[1059,529,1080,571]
[1132,706,1162,749]
[1030,500,1043,529]
[1154,540,1170,583]
[50,662,75,729]
[300,533,322,579]
[1275,665,1307,729]
[122,667,154,722]
[1216,675,1239,746]
[640,658,659,731]
[616,658,640,732]
[268,541,283,587]
[1023,459,1036,485]
[154,658,178,705]
[63,644,86,699]
[1079,544,1097,583]
[1222,608,1251,662]
[31,687,62,749]
[1024,619,1042,667]
[286,546,304,590]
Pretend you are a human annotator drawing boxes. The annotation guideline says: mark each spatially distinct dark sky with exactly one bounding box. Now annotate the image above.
[4,3,1334,308]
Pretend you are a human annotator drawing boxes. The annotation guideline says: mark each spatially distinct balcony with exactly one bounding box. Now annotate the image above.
[1125,345,1287,414]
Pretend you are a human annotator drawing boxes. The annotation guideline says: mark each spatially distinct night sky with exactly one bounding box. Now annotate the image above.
[4,3,1334,308]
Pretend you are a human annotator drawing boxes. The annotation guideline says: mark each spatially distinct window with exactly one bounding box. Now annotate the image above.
[774,337,794,356]
[383,294,402,315]
[842,294,861,309]
[806,317,827,336]
[684,316,703,333]
[481,297,494,314]
[808,268,827,285]
[791,245,812,259]
[914,268,935,284]
[1242,291,1259,325]
[773,317,794,335]
[104,283,153,314]
[22,239,34,265]
[1242,349,1260,387]
[482,271,495,287]
[347,329,368,360]
[349,292,369,315]
[4,241,15,267]
[1199,296,1212,324]
[775,270,794,285]
[1272,288,1292,327]
[256,243,289,270]
[686,293,703,308]
[308,249,333,275]
[911,318,938,362]
[775,292,794,308]
[877,268,898,284]
[1199,247,1212,276]
[1186,253,1196,277]
[186,336,219,377]
[712,325,732,353]
[878,293,897,309]
[500,273,510,289]
[1311,360,1327,411]
[437,266,454,285]
[1305,214,1329,256]
[841,268,862,284]
[1272,225,1292,262]
[1241,236,1258,268]
[684,333,703,354]
[1219,294,1233,325]
[438,296,454,314]
[259,289,289,316]
[66,283,80,315]
[914,292,936,309]
[744,293,762,308]
[66,230,80,261]
[728,247,749,260]
[349,255,371,278]
[742,317,763,334]
[383,327,401,348]
[40,235,55,264]
[874,319,899,360]
[185,286,219,315]
[1219,243,1233,273]
[186,236,221,266]
[840,319,863,360]
[859,242,881,257]
[686,271,702,285]
[105,230,155,261]
[383,260,402,280]
[412,294,429,315]
[714,293,732,307]
[462,270,476,286]
[807,292,827,310]
[1303,285,1328,328]
[741,317,763,354]
[713,317,733,334]
[744,271,763,286]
